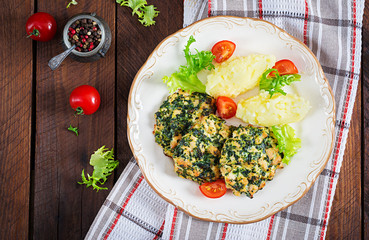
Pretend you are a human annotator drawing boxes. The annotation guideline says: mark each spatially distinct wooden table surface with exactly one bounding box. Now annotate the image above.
[0,0,366,239]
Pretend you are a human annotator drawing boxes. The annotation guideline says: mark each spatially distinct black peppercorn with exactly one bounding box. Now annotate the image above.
[67,18,102,52]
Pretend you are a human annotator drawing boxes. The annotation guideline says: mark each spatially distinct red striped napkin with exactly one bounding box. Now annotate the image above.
[85,1,364,239]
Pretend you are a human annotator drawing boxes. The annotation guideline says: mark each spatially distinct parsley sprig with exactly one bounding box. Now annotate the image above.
[259,69,301,97]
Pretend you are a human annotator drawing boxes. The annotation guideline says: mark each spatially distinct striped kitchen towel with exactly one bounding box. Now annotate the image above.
[85,159,168,240]
[85,1,365,239]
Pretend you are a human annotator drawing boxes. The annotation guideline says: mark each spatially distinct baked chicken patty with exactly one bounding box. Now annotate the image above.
[220,126,283,198]
[154,90,216,157]
[173,114,233,184]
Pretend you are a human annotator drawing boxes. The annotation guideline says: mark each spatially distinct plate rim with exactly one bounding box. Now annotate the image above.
[127,15,336,224]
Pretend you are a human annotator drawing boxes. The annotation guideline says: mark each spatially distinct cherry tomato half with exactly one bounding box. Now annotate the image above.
[26,12,57,42]
[216,96,237,119]
[271,59,298,76]
[69,85,101,115]
[211,40,236,63]
[199,179,227,198]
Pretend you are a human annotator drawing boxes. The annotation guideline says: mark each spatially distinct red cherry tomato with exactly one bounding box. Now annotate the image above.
[199,179,227,198]
[69,85,101,115]
[26,12,57,42]
[216,96,237,119]
[211,40,236,63]
[270,59,298,76]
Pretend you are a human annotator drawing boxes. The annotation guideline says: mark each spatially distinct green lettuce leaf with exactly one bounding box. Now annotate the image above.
[79,146,119,191]
[117,0,159,27]
[271,125,301,165]
[139,5,159,26]
[67,1,159,27]
[163,36,215,93]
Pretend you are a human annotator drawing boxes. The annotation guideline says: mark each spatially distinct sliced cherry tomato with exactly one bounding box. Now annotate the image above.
[199,179,227,198]
[270,59,298,76]
[26,12,57,42]
[211,40,236,63]
[69,85,101,115]
[216,96,237,119]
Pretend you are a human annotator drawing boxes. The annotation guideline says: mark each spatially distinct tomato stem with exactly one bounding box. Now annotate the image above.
[27,27,40,38]
[74,107,84,116]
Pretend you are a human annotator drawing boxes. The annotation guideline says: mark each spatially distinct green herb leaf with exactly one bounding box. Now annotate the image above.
[259,69,301,97]
[68,124,79,136]
[163,36,215,93]
[116,0,159,26]
[139,5,159,26]
[78,146,119,191]
[66,0,159,26]
[117,0,146,16]
[66,0,78,8]
[271,125,301,165]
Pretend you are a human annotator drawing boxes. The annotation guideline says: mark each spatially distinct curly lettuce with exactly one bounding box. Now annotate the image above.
[117,0,159,27]
[163,36,215,93]
[67,0,159,27]
[79,146,119,191]
[271,125,301,165]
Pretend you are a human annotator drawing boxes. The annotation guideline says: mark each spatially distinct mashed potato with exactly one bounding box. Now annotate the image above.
[236,90,311,126]
[206,54,276,98]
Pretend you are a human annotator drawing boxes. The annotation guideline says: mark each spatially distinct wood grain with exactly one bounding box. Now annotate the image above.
[0,0,366,239]
[33,1,115,239]
[116,0,183,175]
[363,0,369,238]
[0,1,33,239]
[326,83,362,239]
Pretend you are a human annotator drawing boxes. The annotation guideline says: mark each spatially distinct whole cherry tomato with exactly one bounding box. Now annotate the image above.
[199,179,227,198]
[26,12,57,41]
[270,59,298,76]
[211,40,236,63]
[216,96,237,119]
[69,85,101,115]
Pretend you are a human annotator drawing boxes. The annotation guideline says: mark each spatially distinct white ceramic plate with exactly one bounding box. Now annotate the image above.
[127,16,335,224]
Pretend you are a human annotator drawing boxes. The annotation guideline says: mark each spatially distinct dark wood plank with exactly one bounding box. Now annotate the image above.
[78,3,116,238]
[33,1,115,239]
[363,0,369,238]
[326,83,362,239]
[0,1,33,239]
[116,0,183,175]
